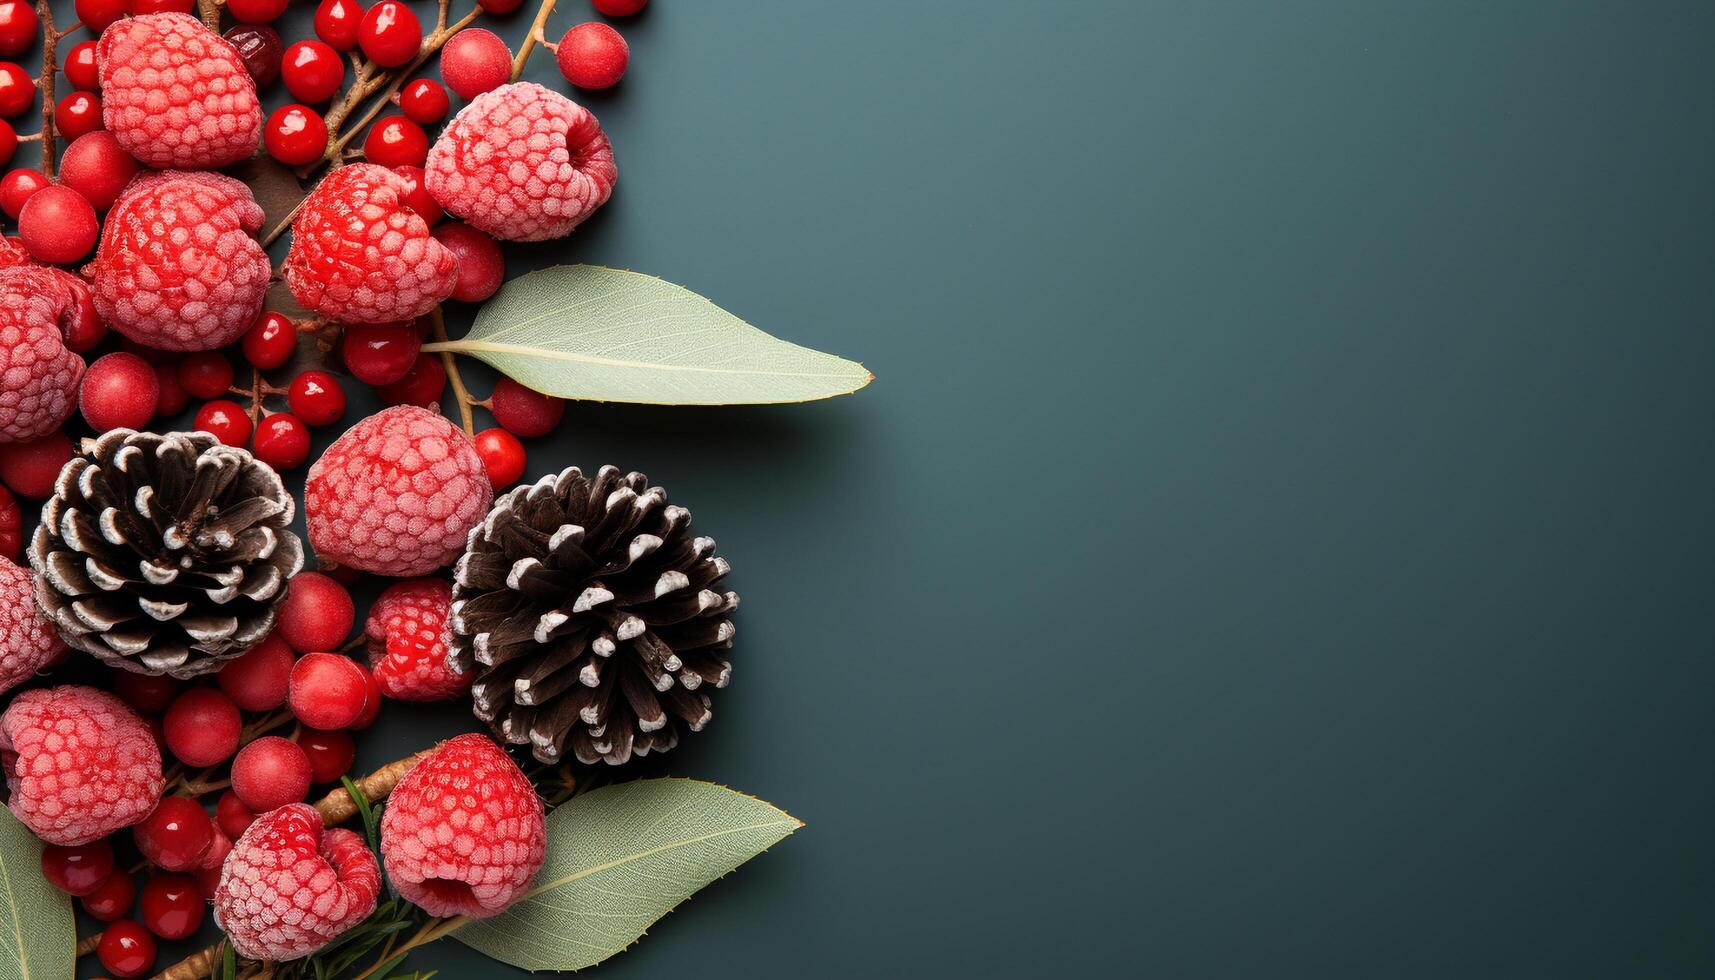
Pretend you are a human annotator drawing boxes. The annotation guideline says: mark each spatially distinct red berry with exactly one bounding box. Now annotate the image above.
[593,0,647,14]
[215,790,255,841]
[128,0,195,12]
[0,430,71,498]
[82,870,136,921]
[433,223,504,302]
[288,653,369,730]
[54,91,102,140]
[282,40,345,104]
[0,3,36,59]
[350,663,381,728]
[398,78,448,124]
[177,351,234,400]
[41,839,115,897]
[65,40,98,91]
[0,485,19,561]
[392,164,441,224]
[0,61,29,116]
[277,572,355,652]
[360,2,423,68]
[479,0,523,12]
[139,872,204,941]
[265,103,328,166]
[473,428,527,487]
[60,274,107,353]
[441,28,511,100]
[341,320,421,385]
[19,184,98,264]
[253,412,311,470]
[193,399,253,447]
[230,735,312,812]
[110,669,180,714]
[162,688,241,767]
[153,361,188,416]
[76,0,127,32]
[377,352,445,407]
[296,728,355,783]
[362,115,427,168]
[243,312,299,370]
[57,131,142,211]
[314,0,364,51]
[287,370,346,426]
[226,0,287,22]
[0,118,16,168]
[0,166,46,218]
[97,919,156,979]
[225,23,285,88]
[556,22,629,89]
[488,377,565,437]
[81,352,160,432]
[133,797,213,872]
[216,633,295,711]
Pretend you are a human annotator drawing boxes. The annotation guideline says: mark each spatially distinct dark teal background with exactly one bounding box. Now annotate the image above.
[47,0,1715,976]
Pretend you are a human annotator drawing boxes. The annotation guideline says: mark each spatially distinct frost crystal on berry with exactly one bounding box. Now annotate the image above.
[0,685,163,845]
[0,266,83,444]
[97,13,264,169]
[425,82,617,242]
[0,557,63,695]
[214,804,380,961]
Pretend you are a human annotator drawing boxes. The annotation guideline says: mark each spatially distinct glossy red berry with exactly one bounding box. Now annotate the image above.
[215,791,256,841]
[392,164,441,224]
[128,0,195,13]
[226,0,287,22]
[217,633,294,711]
[0,61,29,116]
[398,78,448,124]
[134,797,214,873]
[433,223,504,302]
[362,114,427,168]
[230,735,312,812]
[163,688,241,767]
[593,0,647,14]
[296,728,356,783]
[54,91,102,140]
[64,40,98,91]
[0,166,46,218]
[253,412,311,470]
[0,3,37,59]
[360,2,423,68]
[76,0,127,32]
[81,352,160,431]
[242,312,297,370]
[314,0,364,51]
[341,320,421,385]
[378,352,445,407]
[110,669,180,713]
[282,39,345,104]
[153,361,188,416]
[82,870,136,922]
[225,23,284,87]
[474,428,526,487]
[98,919,156,979]
[0,119,16,168]
[556,22,629,89]
[488,377,565,437]
[289,653,369,729]
[441,28,511,100]
[265,103,328,166]
[19,184,99,264]
[350,663,381,728]
[139,873,204,941]
[287,370,346,426]
[478,0,523,12]
[277,571,355,652]
[58,131,142,211]
[194,400,253,447]
[177,351,234,400]
[0,431,71,498]
[42,839,115,897]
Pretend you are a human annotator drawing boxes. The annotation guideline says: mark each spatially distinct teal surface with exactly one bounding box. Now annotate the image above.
[51,1,1715,976]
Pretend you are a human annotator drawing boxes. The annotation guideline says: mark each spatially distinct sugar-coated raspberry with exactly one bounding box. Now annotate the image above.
[58,132,143,212]
[285,164,458,323]
[555,22,629,90]
[98,13,263,168]
[215,804,380,961]
[288,652,370,729]
[379,734,545,918]
[0,685,164,845]
[230,735,312,813]
[425,82,617,242]
[0,267,83,443]
[304,406,494,576]
[365,578,472,701]
[276,571,355,653]
[0,557,64,694]
[88,170,269,352]
[133,795,213,872]
[216,633,294,711]
[162,688,241,766]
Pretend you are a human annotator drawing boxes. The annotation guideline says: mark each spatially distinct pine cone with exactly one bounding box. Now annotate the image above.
[30,430,304,678]
[450,466,737,766]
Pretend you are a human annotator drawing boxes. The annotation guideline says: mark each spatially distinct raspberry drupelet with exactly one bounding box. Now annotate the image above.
[97,13,264,169]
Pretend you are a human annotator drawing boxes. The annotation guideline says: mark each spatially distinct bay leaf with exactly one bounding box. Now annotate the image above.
[423,265,873,404]
[453,778,802,971]
[0,810,75,980]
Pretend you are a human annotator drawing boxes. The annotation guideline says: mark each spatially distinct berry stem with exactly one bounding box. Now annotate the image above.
[75,933,98,957]
[36,0,55,175]
[196,0,220,31]
[430,308,477,436]
[512,0,559,81]
[321,4,480,170]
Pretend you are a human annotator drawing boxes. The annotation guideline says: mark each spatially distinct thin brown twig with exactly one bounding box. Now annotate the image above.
[326,4,479,166]
[36,1,54,174]
[430,308,476,435]
[511,0,558,81]
[76,934,99,957]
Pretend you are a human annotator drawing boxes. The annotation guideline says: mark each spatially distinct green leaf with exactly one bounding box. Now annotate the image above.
[424,265,873,405]
[453,778,802,971]
[0,809,75,980]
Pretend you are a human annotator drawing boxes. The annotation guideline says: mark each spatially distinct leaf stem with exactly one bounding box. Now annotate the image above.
[430,308,477,436]
[511,0,558,81]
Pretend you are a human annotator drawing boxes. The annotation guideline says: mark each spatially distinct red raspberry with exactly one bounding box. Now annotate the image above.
[378,734,545,918]
[304,406,494,576]
[0,685,163,845]
[0,266,84,443]
[425,82,617,242]
[365,578,472,701]
[88,170,269,352]
[97,13,263,168]
[284,164,458,323]
[214,804,380,961]
[0,556,65,694]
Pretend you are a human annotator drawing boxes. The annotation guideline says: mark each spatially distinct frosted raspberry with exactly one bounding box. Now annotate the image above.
[305,406,493,576]
[86,170,269,352]
[424,82,617,242]
[284,164,457,324]
[0,266,83,443]
[213,804,380,961]
[379,734,545,918]
[0,557,63,695]
[0,685,164,845]
[97,13,263,169]
[365,578,473,701]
